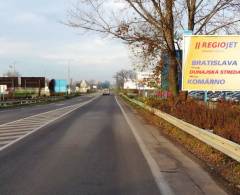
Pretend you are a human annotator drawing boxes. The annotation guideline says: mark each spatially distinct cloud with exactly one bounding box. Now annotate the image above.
[106,1,127,10]
[0,36,129,63]
[40,37,130,67]
[11,12,46,25]
[0,36,131,79]
[0,38,33,56]
[0,0,131,81]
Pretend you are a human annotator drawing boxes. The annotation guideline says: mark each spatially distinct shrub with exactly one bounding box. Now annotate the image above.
[142,97,240,144]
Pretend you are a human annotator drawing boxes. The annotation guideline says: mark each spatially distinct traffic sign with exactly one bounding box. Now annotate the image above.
[0,85,7,94]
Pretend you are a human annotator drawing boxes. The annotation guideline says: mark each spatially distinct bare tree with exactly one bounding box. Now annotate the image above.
[160,0,240,37]
[114,69,136,89]
[3,69,21,77]
[66,0,240,97]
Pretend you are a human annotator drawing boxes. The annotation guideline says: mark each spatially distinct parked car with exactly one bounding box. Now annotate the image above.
[226,92,240,102]
[189,91,204,100]
[209,92,225,102]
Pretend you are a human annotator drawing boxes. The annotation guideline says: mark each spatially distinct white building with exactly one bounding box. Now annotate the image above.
[75,80,90,93]
[123,79,138,90]
[137,72,155,81]
[123,71,161,91]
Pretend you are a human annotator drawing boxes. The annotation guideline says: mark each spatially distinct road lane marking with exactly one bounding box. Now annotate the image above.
[0,128,36,132]
[0,135,21,140]
[115,96,174,195]
[0,140,11,145]
[0,106,77,127]
[0,124,42,128]
[0,95,100,151]
[55,103,65,106]
[0,132,27,136]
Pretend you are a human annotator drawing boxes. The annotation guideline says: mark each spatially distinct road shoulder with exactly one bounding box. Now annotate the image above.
[117,96,229,195]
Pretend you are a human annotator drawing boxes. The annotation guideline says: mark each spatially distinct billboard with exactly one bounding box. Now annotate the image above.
[54,80,67,93]
[0,77,45,89]
[21,77,45,88]
[0,77,18,88]
[182,35,240,91]
[0,85,7,94]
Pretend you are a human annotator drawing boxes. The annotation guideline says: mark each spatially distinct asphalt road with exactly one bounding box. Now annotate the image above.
[0,95,160,195]
[0,95,93,125]
[0,95,228,195]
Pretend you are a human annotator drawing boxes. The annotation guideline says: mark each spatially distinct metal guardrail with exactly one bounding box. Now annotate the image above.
[121,94,240,162]
[0,96,65,107]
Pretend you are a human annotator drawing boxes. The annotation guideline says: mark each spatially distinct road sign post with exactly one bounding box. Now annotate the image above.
[204,91,208,102]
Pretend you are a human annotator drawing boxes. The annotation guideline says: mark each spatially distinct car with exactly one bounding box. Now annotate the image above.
[102,88,110,95]
[227,92,240,102]
[189,91,204,100]
[209,92,225,102]
[231,95,240,102]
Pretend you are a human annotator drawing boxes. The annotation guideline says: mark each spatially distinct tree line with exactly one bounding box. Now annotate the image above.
[66,0,240,97]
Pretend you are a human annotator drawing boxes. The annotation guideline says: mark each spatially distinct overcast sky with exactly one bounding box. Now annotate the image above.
[0,0,131,82]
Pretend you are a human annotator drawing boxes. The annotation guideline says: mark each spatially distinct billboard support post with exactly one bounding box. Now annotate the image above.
[204,91,208,102]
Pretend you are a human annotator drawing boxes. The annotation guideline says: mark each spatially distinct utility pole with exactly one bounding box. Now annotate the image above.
[13,62,16,76]
[9,61,16,76]
[67,60,71,95]
[68,64,70,87]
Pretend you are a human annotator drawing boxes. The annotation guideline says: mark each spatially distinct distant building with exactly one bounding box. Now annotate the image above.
[0,77,19,89]
[123,71,161,90]
[137,72,155,81]
[0,77,45,89]
[76,80,90,93]
[136,71,160,90]
[20,77,45,88]
[123,71,161,97]
[123,79,138,90]
[0,77,48,97]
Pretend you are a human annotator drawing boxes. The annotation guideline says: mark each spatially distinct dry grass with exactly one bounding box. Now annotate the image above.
[137,97,240,144]
[122,96,240,194]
